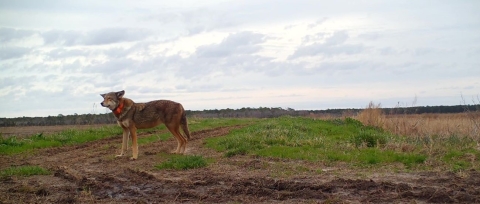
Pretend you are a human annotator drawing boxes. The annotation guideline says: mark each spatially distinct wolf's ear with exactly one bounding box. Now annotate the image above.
[116,90,125,98]
[100,94,106,98]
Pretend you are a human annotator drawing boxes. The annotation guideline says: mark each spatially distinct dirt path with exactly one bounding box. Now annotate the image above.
[1,126,479,203]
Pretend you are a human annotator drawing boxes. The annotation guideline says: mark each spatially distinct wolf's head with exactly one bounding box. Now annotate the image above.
[100,90,125,110]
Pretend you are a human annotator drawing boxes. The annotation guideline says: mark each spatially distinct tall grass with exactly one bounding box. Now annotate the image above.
[385,113,479,138]
[356,102,385,128]
[356,101,480,139]
[355,101,480,171]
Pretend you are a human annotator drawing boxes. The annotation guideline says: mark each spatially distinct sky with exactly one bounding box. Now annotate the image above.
[1,0,479,118]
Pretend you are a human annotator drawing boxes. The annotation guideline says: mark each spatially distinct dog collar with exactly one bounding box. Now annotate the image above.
[113,100,124,117]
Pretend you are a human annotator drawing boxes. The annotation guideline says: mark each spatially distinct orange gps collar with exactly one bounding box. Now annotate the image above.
[113,99,124,117]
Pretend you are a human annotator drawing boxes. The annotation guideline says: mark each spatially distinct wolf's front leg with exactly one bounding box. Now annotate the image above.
[130,127,138,160]
[116,129,129,157]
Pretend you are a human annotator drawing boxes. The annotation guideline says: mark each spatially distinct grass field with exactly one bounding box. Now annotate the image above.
[1,112,480,203]
[2,115,478,172]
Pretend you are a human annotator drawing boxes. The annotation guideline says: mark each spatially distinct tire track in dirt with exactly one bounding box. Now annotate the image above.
[2,125,480,203]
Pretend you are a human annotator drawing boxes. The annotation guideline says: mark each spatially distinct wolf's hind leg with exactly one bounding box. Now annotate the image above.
[166,124,187,154]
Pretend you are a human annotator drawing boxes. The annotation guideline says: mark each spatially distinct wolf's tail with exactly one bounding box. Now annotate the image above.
[180,110,191,140]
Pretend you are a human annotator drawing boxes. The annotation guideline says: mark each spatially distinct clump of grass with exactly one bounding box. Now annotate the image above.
[356,101,385,128]
[225,147,248,157]
[155,155,208,170]
[0,165,50,178]
[352,130,388,148]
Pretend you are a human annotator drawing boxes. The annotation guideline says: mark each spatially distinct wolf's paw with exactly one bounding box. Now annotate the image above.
[115,154,125,158]
[129,157,137,160]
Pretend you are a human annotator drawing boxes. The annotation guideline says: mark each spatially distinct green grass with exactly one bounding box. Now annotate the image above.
[205,116,430,169]
[442,145,479,172]
[0,165,51,178]
[0,118,256,155]
[138,118,256,145]
[0,126,122,155]
[138,132,172,145]
[155,154,208,170]
[187,118,255,132]
[352,129,388,147]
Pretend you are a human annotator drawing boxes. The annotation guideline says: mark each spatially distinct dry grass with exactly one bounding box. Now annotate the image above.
[355,101,480,172]
[385,113,479,138]
[356,102,480,139]
[356,101,385,128]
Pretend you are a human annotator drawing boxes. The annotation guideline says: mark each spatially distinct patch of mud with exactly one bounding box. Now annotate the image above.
[1,125,480,203]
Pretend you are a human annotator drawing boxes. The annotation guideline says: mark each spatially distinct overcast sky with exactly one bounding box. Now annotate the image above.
[1,0,479,118]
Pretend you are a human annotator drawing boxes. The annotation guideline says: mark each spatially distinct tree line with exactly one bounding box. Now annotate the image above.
[0,105,477,127]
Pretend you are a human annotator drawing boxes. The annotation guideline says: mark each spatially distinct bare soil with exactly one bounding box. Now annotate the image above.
[1,125,479,203]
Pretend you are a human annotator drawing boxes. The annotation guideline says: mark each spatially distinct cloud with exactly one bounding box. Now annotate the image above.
[301,32,327,44]
[289,43,365,59]
[289,31,367,59]
[41,30,83,46]
[323,31,348,46]
[142,7,242,36]
[308,18,328,28]
[47,48,91,59]
[195,31,266,58]
[0,27,37,42]
[378,47,397,55]
[358,32,381,41]
[0,76,34,88]
[0,1,479,117]
[163,32,278,80]
[0,46,30,60]
[40,28,151,46]
[414,47,435,56]
[175,83,224,93]
[181,8,240,35]
[292,60,376,78]
[83,28,152,45]
[289,31,366,59]
[82,58,138,74]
